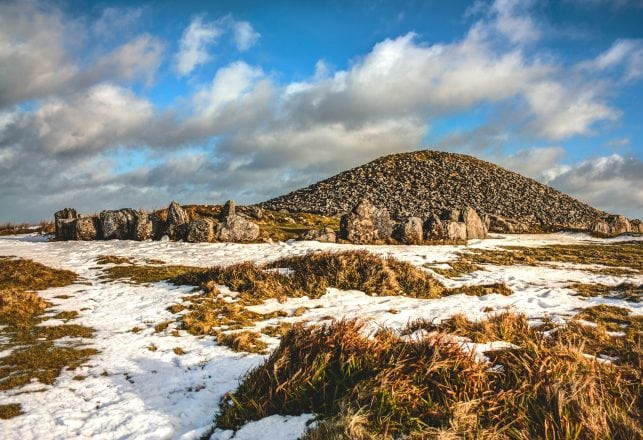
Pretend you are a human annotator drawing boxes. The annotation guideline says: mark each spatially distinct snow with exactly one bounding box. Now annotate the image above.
[0,232,640,439]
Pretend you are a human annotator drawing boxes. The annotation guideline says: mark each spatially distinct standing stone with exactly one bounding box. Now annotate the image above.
[440,209,460,222]
[187,219,215,243]
[74,217,99,240]
[461,206,487,239]
[221,200,236,219]
[443,221,467,241]
[423,214,444,240]
[133,211,154,241]
[339,199,393,244]
[100,209,137,240]
[394,217,423,244]
[167,201,189,226]
[54,208,77,239]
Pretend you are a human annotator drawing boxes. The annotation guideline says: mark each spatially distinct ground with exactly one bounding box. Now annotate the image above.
[0,232,640,439]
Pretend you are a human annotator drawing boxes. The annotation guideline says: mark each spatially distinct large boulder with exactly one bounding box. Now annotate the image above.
[423,214,444,240]
[591,220,611,236]
[100,209,137,240]
[443,221,467,241]
[299,227,336,243]
[133,211,154,241]
[187,219,215,243]
[339,199,393,244]
[607,215,631,235]
[488,215,530,234]
[440,209,460,222]
[54,208,77,239]
[216,216,260,242]
[394,217,423,244]
[461,206,487,239]
[73,217,99,240]
[631,219,643,234]
[167,201,189,226]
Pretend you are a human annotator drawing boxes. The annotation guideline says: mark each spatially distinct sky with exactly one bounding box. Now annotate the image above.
[1,0,642,223]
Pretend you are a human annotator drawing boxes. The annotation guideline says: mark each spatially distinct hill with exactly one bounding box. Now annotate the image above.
[260,150,613,230]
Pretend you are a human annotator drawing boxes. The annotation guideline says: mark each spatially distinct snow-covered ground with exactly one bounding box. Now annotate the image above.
[0,233,640,439]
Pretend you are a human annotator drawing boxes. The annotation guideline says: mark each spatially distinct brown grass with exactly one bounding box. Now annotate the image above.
[569,282,641,302]
[0,403,23,419]
[0,221,53,236]
[0,258,96,394]
[217,331,268,354]
[216,313,641,439]
[428,258,482,278]
[446,282,512,297]
[96,255,135,265]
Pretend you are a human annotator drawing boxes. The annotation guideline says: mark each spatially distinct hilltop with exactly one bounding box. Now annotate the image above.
[260,150,621,231]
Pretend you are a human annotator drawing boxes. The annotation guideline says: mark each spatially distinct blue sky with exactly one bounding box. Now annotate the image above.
[0,0,642,222]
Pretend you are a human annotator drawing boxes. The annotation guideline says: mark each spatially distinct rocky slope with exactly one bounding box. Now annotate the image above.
[260,150,631,231]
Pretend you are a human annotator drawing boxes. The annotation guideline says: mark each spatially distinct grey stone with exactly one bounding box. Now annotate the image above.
[73,217,99,240]
[216,216,260,242]
[166,223,189,241]
[187,219,215,243]
[591,220,610,236]
[221,200,236,219]
[133,211,154,241]
[100,209,137,240]
[607,215,631,235]
[394,217,423,244]
[443,221,467,241]
[167,201,189,226]
[339,198,392,244]
[440,209,460,222]
[54,208,77,239]
[299,227,336,243]
[461,206,487,239]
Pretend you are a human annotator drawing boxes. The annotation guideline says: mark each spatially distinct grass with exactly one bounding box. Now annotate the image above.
[446,282,512,297]
[569,282,641,302]
[217,331,268,354]
[0,257,96,395]
[0,221,53,236]
[216,311,641,439]
[100,263,201,284]
[95,255,135,265]
[0,403,23,419]
[436,241,642,278]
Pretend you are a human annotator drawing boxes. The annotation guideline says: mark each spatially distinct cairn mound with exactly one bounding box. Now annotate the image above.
[260,150,612,230]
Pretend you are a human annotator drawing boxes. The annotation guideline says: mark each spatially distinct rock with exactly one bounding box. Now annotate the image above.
[423,214,444,240]
[167,201,189,226]
[73,217,99,240]
[488,215,530,234]
[249,206,263,220]
[166,223,189,241]
[133,211,154,241]
[187,219,215,243]
[54,208,77,239]
[461,206,487,239]
[100,209,137,240]
[299,227,336,243]
[221,200,236,219]
[440,209,460,222]
[216,216,260,242]
[591,220,610,236]
[631,219,643,234]
[394,217,423,244]
[339,199,392,244]
[607,215,631,235]
[443,221,467,241]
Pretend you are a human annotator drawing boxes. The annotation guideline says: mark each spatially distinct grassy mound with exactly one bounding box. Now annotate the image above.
[216,312,641,439]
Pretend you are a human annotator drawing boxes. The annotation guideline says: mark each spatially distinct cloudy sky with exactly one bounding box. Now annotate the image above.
[1,0,642,222]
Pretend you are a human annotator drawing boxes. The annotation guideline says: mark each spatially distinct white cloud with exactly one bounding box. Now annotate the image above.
[490,0,540,44]
[548,154,643,218]
[232,21,260,51]
[174,16,261,76]
[92,6,144,39]
[24,84,155,154]
[175,16,223,76]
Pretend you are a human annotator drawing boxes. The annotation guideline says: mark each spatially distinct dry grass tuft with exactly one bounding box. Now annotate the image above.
[569,282,641,302]
[100,263,201,284]
[0,403,23,419]
[0,222,53,236]
[217,331,268,354]
[428,259,482,279]
[216,313,641,439]
[446,283,512,297]
[95,255,135,265]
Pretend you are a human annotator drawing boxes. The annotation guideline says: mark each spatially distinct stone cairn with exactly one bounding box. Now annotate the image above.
[54,200,260,243]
